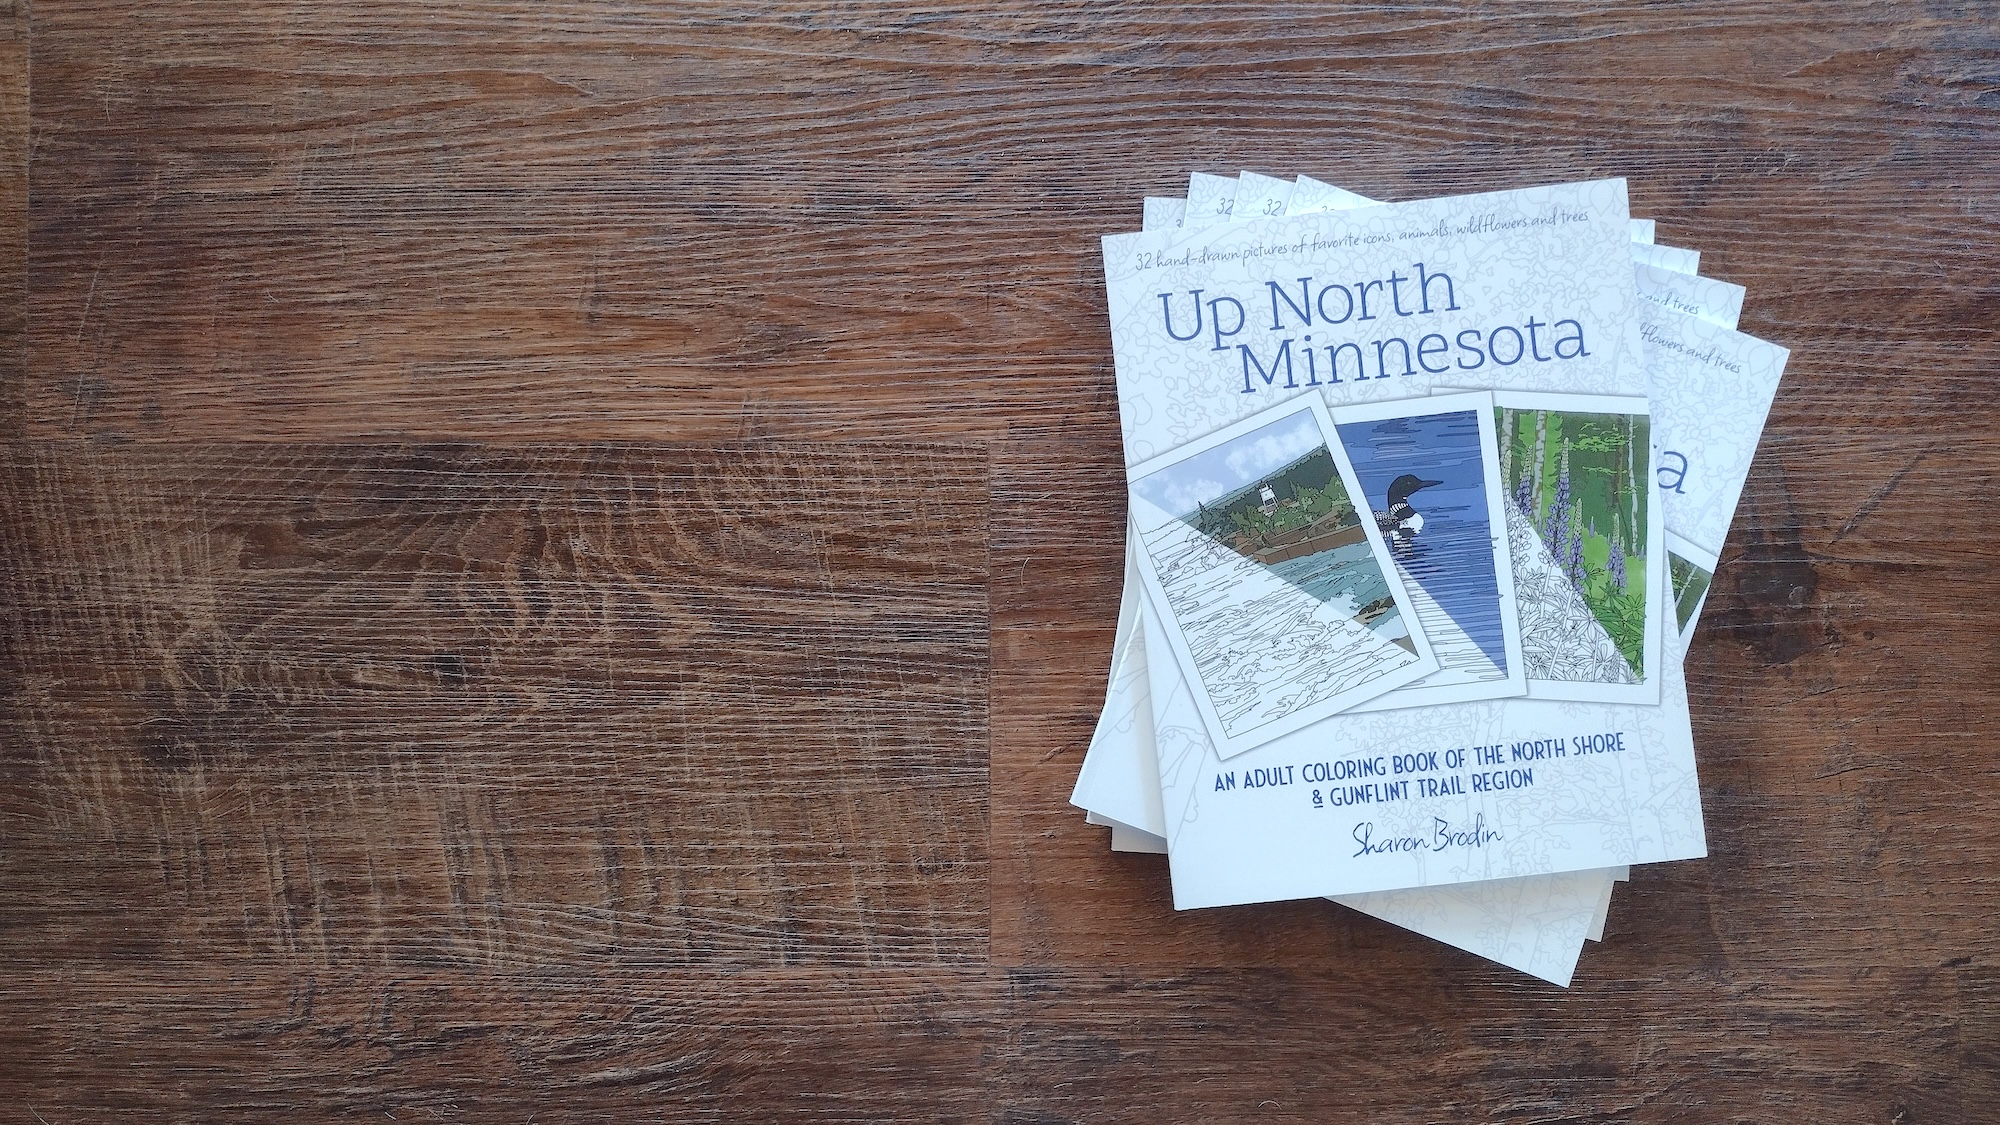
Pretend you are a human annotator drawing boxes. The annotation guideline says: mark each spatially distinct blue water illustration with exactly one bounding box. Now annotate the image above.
[1335,411,1509,670]
[1267,542,1393,622]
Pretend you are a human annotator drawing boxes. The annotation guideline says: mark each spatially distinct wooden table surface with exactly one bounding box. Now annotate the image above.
[5,3,1999,1120]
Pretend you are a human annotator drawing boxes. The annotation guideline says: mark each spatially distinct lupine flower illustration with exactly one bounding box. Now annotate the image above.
[1567,519,1587,590]
[1609,534,1628,592]
[1547,465,1573,547]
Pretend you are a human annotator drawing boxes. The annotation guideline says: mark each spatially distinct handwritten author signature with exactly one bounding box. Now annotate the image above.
[1352,815,1502,858]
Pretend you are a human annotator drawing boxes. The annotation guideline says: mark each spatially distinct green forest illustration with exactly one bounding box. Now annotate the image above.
[1497,407,1650,675]
[1671,552,1713,632]
[1187,447,1358,546]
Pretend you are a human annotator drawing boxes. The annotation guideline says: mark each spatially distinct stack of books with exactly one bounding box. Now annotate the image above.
[1071,173,1789,985]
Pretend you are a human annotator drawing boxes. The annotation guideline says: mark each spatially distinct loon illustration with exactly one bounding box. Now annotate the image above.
[1375,474,1443,552]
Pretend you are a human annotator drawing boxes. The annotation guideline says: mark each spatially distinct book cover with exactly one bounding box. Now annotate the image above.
[1102,180,1708,906]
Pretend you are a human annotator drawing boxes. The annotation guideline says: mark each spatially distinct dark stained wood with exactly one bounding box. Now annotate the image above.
[0,443,990,976]
[25,2,2000,446]
[10,0,2000,1120]
[985,967,1998,1121]
[0,966,1001,1121]
[0,0,22,436]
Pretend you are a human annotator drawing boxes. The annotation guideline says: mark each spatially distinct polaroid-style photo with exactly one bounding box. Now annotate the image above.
[1332,391,1527,711]
[1127,395,1438,759]
[1668,532,1719,644]
[1492,391,1665,705]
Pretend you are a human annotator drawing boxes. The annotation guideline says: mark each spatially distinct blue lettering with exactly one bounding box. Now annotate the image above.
[1552,318,1589,359]
[1240,338,1297,393]
[1316,283,1356,325]
[1416,262,1461,312]
[1159,290,1203,342]
[1208,295,1246,351]
[1374,337,1415,379]
[1415,333,1450,373]
[1324,341,1365,384]
[1268,277,1314,330]
[1356,279,1385,321]
[1656,450,1688,494]
[1454,328,1486,370]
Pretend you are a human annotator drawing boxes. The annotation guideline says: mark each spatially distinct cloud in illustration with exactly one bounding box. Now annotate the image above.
[1134,409,1327,520]
[1223,413,1324,485]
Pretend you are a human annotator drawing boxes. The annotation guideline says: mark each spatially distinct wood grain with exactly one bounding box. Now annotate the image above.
[986,966,2000,1122]
[1,442,990,973]
[25,2,2000,445]
[10,0,2000,1119]
[0,0,22,436]
[0,966,1000,1122]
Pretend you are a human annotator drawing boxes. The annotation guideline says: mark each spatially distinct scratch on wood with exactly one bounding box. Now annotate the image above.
[1829,451,1927,545]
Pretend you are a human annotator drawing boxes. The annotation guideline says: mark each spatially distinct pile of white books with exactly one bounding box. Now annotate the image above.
[1071,172,1789,985]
